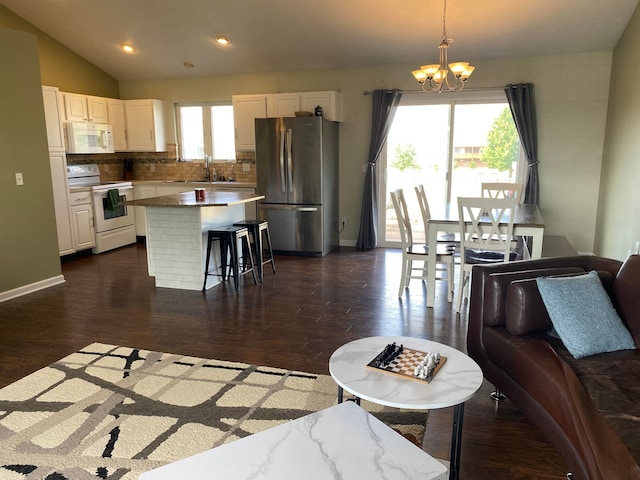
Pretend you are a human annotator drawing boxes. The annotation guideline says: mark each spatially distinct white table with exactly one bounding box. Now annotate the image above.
[329,336,483,480]
[426,203,545,307]
[139,401,447,480]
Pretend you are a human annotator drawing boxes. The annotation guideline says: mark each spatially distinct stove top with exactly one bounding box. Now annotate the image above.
[66,163,132,190]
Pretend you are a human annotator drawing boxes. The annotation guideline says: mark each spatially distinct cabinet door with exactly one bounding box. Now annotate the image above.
[268,94,299,117]
[87,96,109,123]
[133,185,157,236]
[49,152,75,255]
[125,100,166,152]
[42,86,65,151]
[108,99,127,151]
[300,91,343,122]
[63,93,88,122]
[232,95,268,151]
[71,204,96,250]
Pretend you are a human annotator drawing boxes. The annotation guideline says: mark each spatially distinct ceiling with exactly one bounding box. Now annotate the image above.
[2,0,639,81]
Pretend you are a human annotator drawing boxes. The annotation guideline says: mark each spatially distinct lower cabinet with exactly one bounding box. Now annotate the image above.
[69,191,95,251]
[49,152,75,256]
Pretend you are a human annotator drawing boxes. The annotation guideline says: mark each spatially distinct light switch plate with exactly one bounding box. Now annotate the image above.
[15,173,24,185]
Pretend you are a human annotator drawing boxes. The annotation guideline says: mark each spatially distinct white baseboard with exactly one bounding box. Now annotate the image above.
[0,275,66,303]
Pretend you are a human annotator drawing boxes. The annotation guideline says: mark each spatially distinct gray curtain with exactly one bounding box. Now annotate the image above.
[356,89,402,249]
[504,83,539,205]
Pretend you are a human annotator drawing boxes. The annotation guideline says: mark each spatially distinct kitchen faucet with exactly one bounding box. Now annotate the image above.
[203,155,211,181]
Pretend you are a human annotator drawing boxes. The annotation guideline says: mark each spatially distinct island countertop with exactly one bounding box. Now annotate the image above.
[127,191,265,208]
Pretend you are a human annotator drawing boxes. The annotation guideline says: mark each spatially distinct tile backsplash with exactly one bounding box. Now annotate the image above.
[67,145,256,183]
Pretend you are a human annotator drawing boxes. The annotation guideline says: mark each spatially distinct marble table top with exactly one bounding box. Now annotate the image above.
[329,336,483,410]
[139,401,447,480]
[127,190,264,208]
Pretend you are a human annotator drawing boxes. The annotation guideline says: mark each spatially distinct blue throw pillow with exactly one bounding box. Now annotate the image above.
[536,271,636,359]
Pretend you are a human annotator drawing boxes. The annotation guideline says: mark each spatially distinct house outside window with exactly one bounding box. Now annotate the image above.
[176,103,236,161]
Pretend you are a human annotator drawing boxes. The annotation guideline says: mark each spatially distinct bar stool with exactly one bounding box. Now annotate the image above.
[203,226,257,293]
[233,219,276,282]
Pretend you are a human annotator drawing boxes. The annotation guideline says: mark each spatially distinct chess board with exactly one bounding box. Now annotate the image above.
[366,346,447,384]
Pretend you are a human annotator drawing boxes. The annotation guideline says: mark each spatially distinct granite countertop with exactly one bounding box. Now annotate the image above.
[133,180,256,187]
[127,190,264,208]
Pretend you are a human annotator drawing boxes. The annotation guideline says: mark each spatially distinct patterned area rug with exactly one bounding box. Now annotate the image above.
[0,343,427,479]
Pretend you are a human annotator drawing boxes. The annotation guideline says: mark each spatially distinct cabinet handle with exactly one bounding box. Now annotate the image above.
[149,130,153,140]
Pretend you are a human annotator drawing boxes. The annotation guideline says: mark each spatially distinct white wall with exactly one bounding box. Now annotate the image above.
[121,51,612,254]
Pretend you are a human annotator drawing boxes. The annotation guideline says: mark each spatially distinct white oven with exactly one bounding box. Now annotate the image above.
[91,184,136,253]
[67,164,136,254]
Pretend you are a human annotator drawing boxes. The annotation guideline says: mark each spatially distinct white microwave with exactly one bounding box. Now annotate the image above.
[65,122,114,154]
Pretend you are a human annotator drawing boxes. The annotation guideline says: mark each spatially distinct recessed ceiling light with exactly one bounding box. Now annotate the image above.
[183,62,194,68]
[214,36,230,46]
[120,43,136,54]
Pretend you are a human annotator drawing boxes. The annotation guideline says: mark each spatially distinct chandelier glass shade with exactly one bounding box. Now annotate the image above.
[412,0,474,92]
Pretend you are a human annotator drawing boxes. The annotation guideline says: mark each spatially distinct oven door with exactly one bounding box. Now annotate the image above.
[92,187,134,232]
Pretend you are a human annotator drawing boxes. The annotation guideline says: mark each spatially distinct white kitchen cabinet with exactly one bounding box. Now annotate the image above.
[42,86,65,152]
[133,185,157,236]
[232,94,268,151]
[300,91,342,122]
[265,91,343,122]
[49,152,75,255]
[62,93,109,123]
[107,99,127,151]
[69,191,95,251]
[268,93,300,117]
[124,99,167,152]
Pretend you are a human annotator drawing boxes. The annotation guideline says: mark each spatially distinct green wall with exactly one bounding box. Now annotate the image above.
[0,27,61,292]
[596,3,640,259]
[0,5,119,97]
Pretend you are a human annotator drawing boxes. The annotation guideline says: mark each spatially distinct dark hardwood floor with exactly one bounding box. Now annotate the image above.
[0,242,568,479]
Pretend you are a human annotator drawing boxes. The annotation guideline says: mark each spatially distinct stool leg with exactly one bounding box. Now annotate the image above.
[263,226,276,274]
[253,226,264,282]
[219,236,228,281]
[230,234,240,294]
[243,235,257,284]
[202,232,214,290]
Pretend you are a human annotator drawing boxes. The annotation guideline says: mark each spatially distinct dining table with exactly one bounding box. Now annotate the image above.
[426,203,545,307]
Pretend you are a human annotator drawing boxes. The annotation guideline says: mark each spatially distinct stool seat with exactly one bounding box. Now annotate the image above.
[203,225,257,293]
[233,220,276,282]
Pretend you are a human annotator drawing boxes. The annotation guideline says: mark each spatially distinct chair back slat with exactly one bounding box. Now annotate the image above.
[414,184,432,241]
[481,182,523,200]
[390,189,414,247]
[457,196,516,260]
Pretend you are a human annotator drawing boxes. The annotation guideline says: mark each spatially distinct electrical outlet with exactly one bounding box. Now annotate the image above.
[150,163,155,172]
[341,217,347,228]
[242,163,250,172]
[15,173,23,186]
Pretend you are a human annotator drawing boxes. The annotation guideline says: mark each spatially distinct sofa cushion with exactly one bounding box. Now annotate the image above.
[483,267,585,327]
[536,271,636,359]
[506,270,615,336]
[612,254,640,347]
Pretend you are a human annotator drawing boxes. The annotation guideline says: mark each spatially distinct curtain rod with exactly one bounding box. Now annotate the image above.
[363,87,504,95]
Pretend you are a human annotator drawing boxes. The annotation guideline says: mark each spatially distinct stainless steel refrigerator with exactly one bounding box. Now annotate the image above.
[256,116,339,256]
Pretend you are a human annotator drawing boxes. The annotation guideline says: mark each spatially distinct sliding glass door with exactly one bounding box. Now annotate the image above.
[380,91,523,246]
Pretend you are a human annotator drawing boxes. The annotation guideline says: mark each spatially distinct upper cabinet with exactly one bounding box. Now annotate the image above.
[232,94,269,151]
[42,86,65,152]
[124,99,167,152]
[63,93,109,123]
[107,98,127,152]
[233,91,342,151]
[267,91,343,122]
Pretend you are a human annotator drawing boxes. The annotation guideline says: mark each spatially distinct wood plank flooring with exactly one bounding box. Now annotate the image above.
[0,243,568,479]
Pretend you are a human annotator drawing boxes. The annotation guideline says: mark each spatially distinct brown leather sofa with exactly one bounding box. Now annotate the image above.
[467,254,640,480]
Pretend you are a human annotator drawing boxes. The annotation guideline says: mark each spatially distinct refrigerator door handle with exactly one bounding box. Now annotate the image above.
[286,129,293,193]
[295,207,318,212]
[279,126,286,192]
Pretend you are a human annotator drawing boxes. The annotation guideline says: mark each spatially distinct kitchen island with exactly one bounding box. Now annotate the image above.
[127,191,264,291]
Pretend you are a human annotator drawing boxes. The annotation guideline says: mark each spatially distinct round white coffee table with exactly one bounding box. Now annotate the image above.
[329,336,483,480]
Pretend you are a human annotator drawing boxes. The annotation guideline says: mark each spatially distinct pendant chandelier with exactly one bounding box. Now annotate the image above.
[412,0,475,93]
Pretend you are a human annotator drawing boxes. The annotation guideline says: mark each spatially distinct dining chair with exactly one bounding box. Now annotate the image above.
[390,188,455,300]
[414,184,459,247]
[481,182,523,201]
[456,196,517,313]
